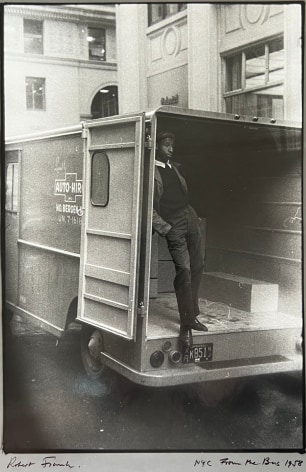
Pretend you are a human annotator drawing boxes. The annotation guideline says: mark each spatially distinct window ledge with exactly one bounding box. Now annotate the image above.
[24,51,44,56]
[224,80,283,97]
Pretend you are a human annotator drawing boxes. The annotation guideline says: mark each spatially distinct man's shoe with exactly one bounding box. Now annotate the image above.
[186,317,208,332]
[179,326,193,348]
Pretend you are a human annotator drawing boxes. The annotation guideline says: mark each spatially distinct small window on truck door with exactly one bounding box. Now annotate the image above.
[5,163,19,212]
[91,152,110,206]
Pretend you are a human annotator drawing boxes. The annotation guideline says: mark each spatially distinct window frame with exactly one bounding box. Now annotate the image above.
[223,36,284,115]
[91,85,119,119]
[87,27,106,62]
[90,151,110,207]
[148,3,187,26]
[5,162,19,213]
[25,77,46,111]
[23,18,43,54]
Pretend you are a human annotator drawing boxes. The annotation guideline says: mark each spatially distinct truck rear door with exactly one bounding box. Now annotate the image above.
[77,114,145,340]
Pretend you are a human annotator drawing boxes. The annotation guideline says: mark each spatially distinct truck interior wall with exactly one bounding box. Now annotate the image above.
[154,114,302,316]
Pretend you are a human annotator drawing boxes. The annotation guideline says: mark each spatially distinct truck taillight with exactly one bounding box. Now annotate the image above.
[150,351,164,368]
[162,341,172,352]
[169,350,181,364]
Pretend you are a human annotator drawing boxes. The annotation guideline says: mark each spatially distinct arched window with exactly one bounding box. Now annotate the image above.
[91,86,118,119]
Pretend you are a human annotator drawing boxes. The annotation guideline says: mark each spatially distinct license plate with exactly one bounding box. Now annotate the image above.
[183,343,213,364]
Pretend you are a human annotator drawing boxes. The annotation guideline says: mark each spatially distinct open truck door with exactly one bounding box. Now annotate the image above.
[77,114,145,340]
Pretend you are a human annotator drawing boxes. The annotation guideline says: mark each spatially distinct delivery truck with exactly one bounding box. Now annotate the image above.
[5,106,303,391]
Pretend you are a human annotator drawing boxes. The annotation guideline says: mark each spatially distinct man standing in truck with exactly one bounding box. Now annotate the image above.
[153,130,208,347]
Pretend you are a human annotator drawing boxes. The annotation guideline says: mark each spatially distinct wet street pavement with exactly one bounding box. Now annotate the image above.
[3,315,304,452]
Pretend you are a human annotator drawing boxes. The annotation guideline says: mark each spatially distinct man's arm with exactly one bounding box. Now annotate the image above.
[152,173,172,237]
[152,208,172,237]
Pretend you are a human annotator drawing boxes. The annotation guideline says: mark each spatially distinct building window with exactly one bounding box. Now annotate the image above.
[5,163,19,212]
[148,4,187,26]
[91,86,118,119]
[224,37,284,119]
[91,152,110,206]
[26,77,45,110]
[87,27,106,61]
[24,19,43,54]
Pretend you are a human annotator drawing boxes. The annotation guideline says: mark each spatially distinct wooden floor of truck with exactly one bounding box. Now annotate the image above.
[147,293,302,339]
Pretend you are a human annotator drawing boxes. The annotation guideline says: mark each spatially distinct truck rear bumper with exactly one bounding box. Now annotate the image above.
[100,350,303,387]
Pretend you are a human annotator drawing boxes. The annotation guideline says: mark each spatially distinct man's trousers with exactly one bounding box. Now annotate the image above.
[165,205,204,325]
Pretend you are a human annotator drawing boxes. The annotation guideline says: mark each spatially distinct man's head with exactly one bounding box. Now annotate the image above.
[156,131,175,161]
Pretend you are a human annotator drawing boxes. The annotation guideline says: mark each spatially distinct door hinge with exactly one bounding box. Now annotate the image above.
[137,302,146,317]
[144,135,152,150]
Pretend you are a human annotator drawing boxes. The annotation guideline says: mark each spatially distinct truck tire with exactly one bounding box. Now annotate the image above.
[80,326,105,379]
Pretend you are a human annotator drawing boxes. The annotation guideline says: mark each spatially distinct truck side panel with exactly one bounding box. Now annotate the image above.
[17,247,79,334]
[19,135,83,253]
[6,131,83,334]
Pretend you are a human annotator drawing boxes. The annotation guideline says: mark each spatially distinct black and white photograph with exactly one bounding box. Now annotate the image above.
[2,1,305,470]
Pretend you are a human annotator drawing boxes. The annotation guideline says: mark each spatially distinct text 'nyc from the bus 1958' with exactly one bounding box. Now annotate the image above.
[193,457,304,468]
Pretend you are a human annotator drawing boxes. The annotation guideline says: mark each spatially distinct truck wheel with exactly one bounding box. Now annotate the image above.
[80,326,105,379]
[191,378,245,407]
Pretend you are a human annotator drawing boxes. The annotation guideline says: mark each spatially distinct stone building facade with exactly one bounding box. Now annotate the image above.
[4,4,117,137]
[4,4,302,136]
[116,3,302,122]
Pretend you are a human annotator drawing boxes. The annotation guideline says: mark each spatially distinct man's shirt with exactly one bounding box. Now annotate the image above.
[155,159,172,169]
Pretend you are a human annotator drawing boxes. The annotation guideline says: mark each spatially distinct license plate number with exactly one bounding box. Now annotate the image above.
[183,343,213,364]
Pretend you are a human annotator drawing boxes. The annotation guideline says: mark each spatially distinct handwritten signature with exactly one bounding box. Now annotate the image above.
[7,456,76,469]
